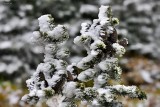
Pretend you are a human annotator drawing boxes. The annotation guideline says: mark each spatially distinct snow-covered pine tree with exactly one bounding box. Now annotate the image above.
[22,5,146,107]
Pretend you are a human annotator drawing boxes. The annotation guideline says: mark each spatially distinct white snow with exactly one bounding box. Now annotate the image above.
[36,62,52,73]
[0,41,12,49]
[38,15,54,32]
[45,44,57,54]
[97,74,108,84]
[63,82,77,98]
[37,90,45,98]
[90,40,106,50]
[140,70,154,83]
[80,22,90,34]
[78,69,96,81]
[98,5,110,20]
[80,4,98,14]
[112,43,126,57]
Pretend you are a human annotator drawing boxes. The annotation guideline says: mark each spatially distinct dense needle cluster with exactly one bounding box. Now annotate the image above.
[22,6,146,107]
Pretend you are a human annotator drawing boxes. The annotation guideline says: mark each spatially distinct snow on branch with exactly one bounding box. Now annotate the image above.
[22,6,146,107]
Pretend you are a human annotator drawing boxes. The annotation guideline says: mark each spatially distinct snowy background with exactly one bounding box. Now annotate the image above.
[0,0,160,107]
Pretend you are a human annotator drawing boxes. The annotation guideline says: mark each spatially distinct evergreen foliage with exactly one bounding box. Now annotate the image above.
[22,6,146,107]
